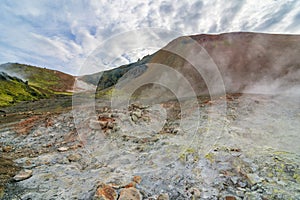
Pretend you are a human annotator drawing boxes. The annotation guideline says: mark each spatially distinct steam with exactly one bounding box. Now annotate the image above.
[0,63,28,83]
[241,34,300,97]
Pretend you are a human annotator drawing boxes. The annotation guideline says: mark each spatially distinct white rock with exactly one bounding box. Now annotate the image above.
[13,169,33,181]
[57,147,69,152]
[131,115,138,122]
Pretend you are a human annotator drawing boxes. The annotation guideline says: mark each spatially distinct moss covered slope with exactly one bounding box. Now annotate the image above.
[0,63,75,107]
[0,72,46,107]
[0,63,75,94]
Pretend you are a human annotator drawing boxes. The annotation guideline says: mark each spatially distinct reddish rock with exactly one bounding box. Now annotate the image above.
[124,181,136,188]
[94,183,117,200]
[133,176,142,184]
[225,196,237,200]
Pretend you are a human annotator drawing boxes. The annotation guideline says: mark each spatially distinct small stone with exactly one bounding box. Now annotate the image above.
[2,145,13,152]
[133,176,142,184]
[107,121,114,129]
[99,120,108,128]
[13,169,33,181]
[246,173,263,185]
[94,183,117,200]
[237,180,247,188]
[57,147,69,152]
[225,196,237,200]
[132,110,142,118]
[157,193,169,200]
[189,188,201,199]
[172,128,180,134]
[231,176,239,185]
[131,115,138,122]
[67,153,82,162]
[119,187,142,200]
[33,130,42,137]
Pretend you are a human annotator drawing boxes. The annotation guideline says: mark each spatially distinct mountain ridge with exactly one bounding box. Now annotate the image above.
[109,32,300,99]
[1,32,300,106]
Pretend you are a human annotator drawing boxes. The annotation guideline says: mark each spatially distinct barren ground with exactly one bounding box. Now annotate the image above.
[0,93,299,199]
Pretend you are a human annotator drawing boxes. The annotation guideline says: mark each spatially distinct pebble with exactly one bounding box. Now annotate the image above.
[2,145,13,152]
[224,196,237,200]
[132,110,142,118]
[67,153,82,162]
[119,187,142,200]
[13,169,33,181]
[133,175,142,184]
[98,120,108,128]
[157,193,169,200]
[246,173,263,185]
[237,180,247,188]
[230,176,239,185]
[57,146,69,152]
[94,183,117,200]
[189,187,201,199]
[131,115,138,122]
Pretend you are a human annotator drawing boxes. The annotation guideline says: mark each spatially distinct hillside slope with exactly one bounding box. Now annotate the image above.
[0,63,76,107]
[0,72,45,107]
[78,54,152,89]
[0,63,75,94]
[96,32,300,99]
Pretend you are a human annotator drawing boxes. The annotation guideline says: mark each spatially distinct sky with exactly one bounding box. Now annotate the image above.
[0,0,300,75]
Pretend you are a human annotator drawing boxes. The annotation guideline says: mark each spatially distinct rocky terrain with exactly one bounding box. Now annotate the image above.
[0,92,299,199]
[0,32,300,199]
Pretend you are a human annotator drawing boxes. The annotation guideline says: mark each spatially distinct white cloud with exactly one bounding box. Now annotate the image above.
[0,0,299,75]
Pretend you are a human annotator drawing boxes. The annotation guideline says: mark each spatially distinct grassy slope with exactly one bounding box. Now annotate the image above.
[0,73,45,107]
[0,63,75,107]
[0,63,75,94]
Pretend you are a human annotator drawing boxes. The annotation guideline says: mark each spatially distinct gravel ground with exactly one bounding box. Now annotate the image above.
[0,93,299,199]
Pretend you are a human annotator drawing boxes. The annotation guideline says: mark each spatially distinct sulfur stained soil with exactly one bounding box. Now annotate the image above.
[0,93,299,199]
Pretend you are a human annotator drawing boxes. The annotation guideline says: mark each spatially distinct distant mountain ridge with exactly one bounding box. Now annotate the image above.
[95,32,300,99]
[1,32,300,106]
[78,54,152,89]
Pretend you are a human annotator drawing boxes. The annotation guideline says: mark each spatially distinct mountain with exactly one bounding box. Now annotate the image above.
[1,32,300,106]
[96,32,300,99]
[0,63,75,107]
[78,54,152,89]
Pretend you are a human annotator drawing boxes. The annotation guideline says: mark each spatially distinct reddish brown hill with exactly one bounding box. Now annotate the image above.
[147,32,300,96]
